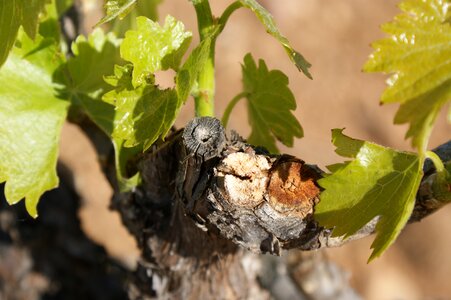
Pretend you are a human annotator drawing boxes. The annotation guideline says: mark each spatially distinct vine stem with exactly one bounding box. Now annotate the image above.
[191,1,245,117]
[192,0,216,117]
[221,92,248,127]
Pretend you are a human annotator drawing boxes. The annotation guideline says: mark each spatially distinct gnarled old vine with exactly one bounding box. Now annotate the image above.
[112,117,451,299]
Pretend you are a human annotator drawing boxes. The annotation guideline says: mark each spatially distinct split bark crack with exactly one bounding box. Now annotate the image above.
[112,117,450,299]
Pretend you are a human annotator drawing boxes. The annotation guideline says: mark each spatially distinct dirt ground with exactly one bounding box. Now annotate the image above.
[58,1,451,299]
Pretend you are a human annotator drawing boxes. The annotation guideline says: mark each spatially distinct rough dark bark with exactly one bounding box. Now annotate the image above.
[111,117,450,299]
[112,123,270,299]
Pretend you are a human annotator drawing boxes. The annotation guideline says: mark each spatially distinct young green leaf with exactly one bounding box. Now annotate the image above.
[103,64,178,151]
[120,15,192,87]
[315,129,423,261]
[239,0,312,79]
[0,0,51,67]
[103,34,215,154]
[364,0,451,153]
[241,53,303,153]
[54,29,122,134]
[0,33,68,217]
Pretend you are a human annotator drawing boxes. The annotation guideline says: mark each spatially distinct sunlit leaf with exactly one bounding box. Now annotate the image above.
[120,15,192,86]
[315,129,423,261]
[103,64,178,150]
[0,33,68,217]
[364,0,451,153]
[242,53,303,153]
[239,0,312,79]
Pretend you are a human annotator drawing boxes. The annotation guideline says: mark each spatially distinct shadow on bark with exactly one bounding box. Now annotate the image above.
[0,164,128,300]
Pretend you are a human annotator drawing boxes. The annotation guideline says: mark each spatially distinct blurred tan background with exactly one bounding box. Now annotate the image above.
[60,1,451,299]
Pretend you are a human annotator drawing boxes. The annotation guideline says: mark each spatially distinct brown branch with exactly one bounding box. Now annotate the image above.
[113,124,270,299]
[176,117,450,253]
[111,116,449,298]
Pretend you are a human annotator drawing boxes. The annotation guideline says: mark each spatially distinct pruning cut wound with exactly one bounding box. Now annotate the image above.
[217,152,272,208]
[183,117,225,160]
[268,161,320,218]
[217,152,320,218]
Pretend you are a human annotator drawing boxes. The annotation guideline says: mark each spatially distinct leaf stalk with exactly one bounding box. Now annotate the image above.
[218,1,243,33]
[221,92,248,128]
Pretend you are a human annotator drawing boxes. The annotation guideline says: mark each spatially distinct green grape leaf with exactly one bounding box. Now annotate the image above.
[103,64,178,150]
[0,33,68,217]
[242,53,303,153]
[54,28,122,134]
[239,0,312,79]
[364,0,451,153]
[315,129,423,261]
[120,15,192,86]
[97,0,137,26]
[0,0,51,67]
